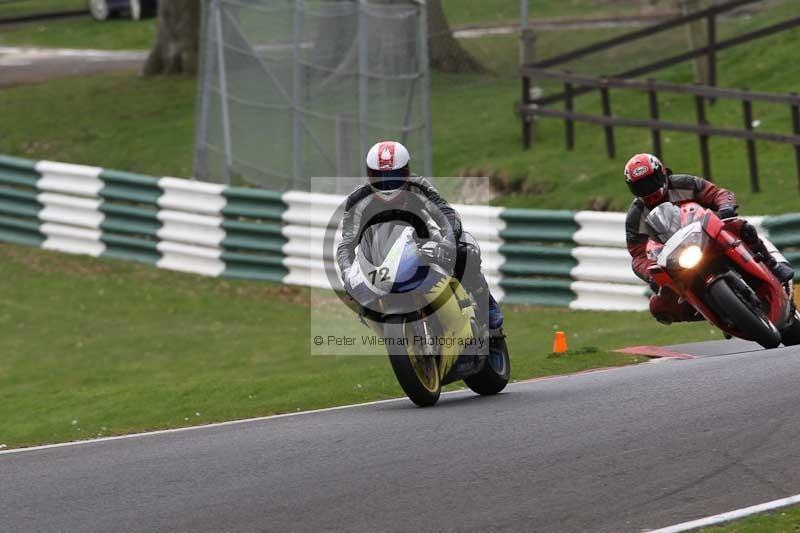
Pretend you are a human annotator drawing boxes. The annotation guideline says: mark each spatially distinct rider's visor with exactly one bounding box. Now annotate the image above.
[369,175,407,191]
[627,171,665,198]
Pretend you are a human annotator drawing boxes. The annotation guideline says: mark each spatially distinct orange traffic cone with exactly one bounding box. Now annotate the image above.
[552,331,568,354]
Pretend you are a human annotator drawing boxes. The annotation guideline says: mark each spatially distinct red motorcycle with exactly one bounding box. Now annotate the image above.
[645,202,800,349]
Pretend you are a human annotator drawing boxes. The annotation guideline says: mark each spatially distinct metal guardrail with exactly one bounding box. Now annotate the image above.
[24,155,795,310]
[0,155,288,281]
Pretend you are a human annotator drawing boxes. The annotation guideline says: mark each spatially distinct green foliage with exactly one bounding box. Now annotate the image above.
[701,504,800,532]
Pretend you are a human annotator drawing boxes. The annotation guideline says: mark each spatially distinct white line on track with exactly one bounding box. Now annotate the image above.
[0,390,471,456]
[650,494,800,532]
[0,360,650,457]
[0,397,409,456]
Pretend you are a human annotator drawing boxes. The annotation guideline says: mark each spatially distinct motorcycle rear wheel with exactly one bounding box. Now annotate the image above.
[385,318,441,407]
[463,335,510,396]
[708,278,781,349]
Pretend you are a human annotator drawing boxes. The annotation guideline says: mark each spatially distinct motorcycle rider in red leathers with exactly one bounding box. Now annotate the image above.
[624,153,794,324]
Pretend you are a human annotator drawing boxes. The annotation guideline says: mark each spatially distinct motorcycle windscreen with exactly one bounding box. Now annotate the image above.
[392,242,430,293]
[645,203,682,244]
[360,224,410,266]
[356,225,429,294]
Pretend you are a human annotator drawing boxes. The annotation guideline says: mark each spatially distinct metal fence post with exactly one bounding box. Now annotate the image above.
[357,0,370,173]
[194,0,213,181]
[418,1,433,178]
[741,94,759,193]
[213,0,233,185]
[291,0,304,188]
[336,114,356,181]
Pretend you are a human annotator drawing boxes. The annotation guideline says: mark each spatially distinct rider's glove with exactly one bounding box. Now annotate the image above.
[420,240,455,265]
[717,204,737,220]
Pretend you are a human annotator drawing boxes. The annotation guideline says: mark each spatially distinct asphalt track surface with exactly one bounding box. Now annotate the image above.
[3,341,800,532]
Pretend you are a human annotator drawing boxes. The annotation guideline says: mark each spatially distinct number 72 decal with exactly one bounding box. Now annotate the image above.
[368,267,391,284]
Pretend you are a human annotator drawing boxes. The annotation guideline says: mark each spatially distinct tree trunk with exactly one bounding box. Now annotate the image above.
[142,0,201,76]
[427,0,484,73]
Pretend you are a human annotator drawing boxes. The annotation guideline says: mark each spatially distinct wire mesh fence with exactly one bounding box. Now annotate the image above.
[195,0,431,193]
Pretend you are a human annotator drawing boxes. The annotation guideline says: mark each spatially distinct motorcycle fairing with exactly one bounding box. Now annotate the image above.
[356,226,428,295]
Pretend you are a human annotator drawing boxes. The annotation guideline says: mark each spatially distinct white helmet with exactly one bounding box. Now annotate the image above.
[365,141,411,201]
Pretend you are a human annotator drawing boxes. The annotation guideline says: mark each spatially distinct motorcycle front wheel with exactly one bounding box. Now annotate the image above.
[708,278,781,349]
[385,318,441,407]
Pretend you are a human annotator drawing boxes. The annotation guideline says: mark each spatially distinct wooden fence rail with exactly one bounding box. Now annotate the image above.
[525,0,800,108]
[529,0,761,70]
[516,68,800,192]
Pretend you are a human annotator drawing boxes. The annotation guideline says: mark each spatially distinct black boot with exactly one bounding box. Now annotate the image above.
[771,261,795,283]
[740,222,794,283]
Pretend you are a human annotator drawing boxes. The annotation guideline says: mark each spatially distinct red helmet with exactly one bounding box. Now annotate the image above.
[624,153,668,206]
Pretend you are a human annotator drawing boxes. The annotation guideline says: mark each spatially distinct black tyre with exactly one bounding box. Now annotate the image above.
[781,310,800,346]
[708,278,781,349]
[463,335,510,396]
[385,319,441,407]
[89,0,115,20]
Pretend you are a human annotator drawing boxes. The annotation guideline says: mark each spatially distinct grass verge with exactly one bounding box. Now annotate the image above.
[700,504,800,532]
[0,243,721,449]
[0,17,156,50]
[0,0,83,19]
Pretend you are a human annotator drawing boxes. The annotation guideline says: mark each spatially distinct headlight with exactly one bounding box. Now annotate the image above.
[678,245,702,269]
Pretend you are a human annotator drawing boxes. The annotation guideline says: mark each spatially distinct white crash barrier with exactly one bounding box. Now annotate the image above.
[280,191,507,296]
[570,281,649,311]
[574,211,627,248]
[157,177,227,215]
[571,247,642,285]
